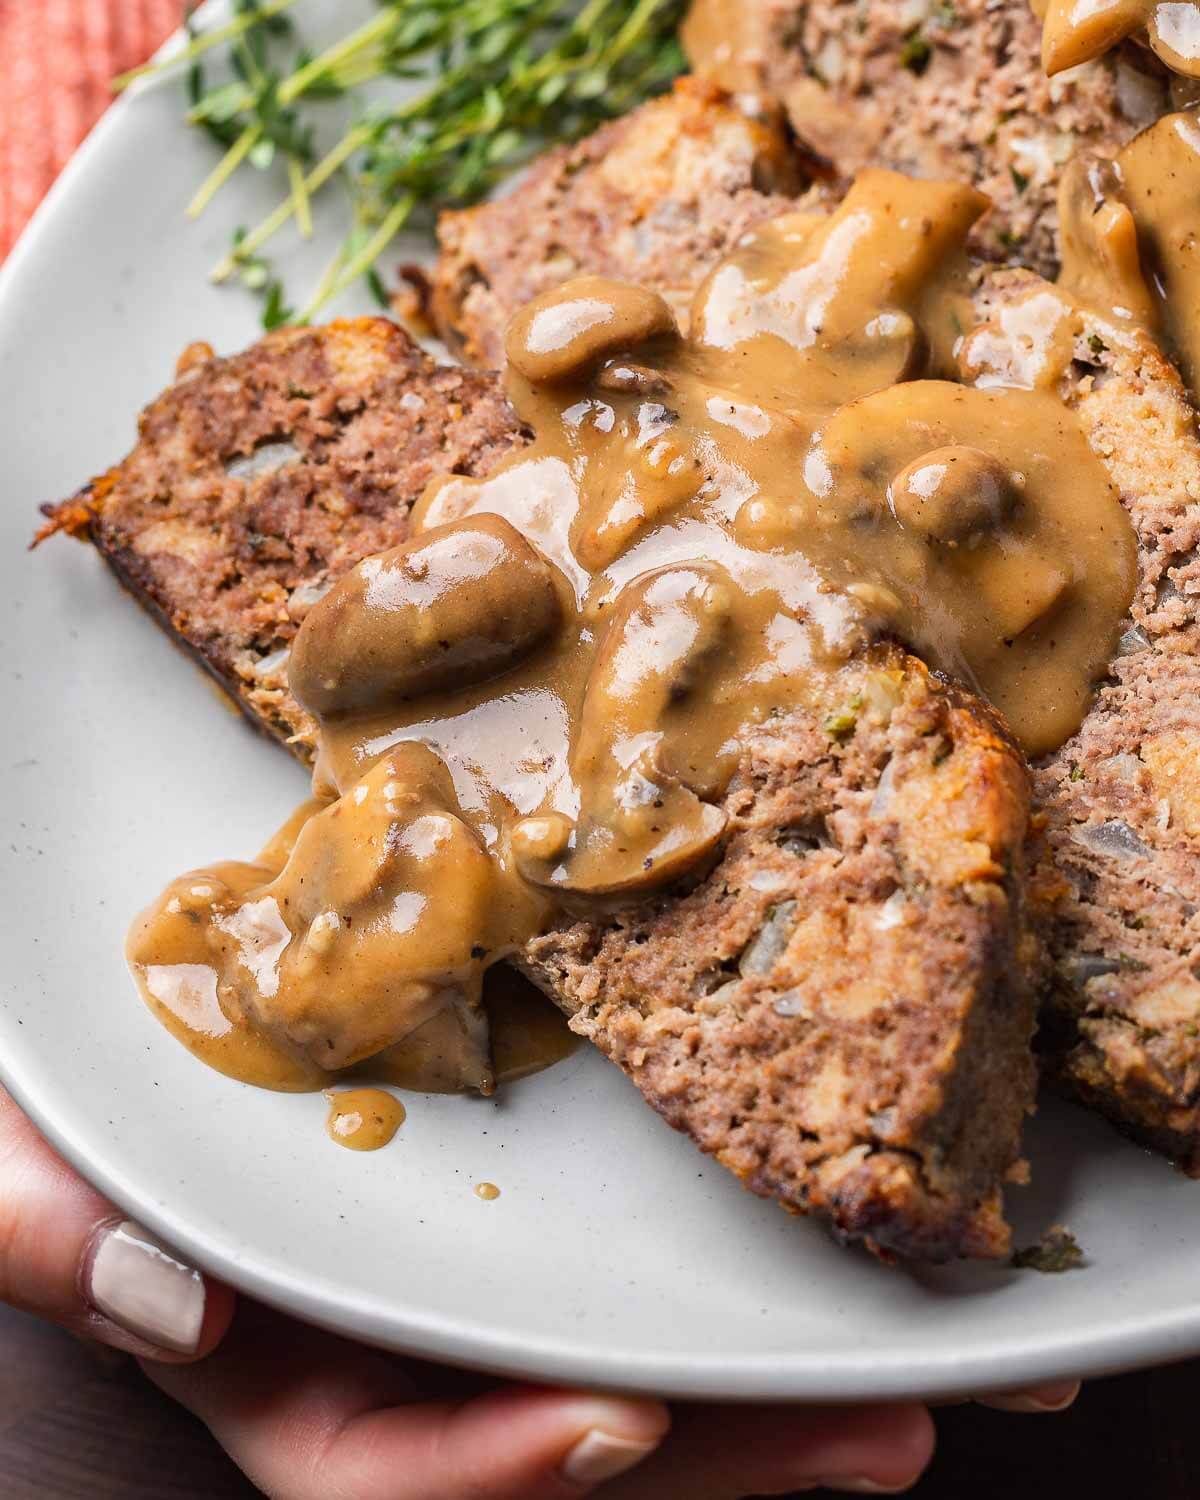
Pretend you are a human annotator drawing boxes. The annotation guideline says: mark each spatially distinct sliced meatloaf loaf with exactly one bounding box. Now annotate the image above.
[964,271,1200,1170]
[39,317,1036,1261]
[429,76,812,368]
[37,319,528,750]
[420,39,1200,1167]
[679,0,1169,276]
[430,3,1164,360]
[520,648,1035,1262]
[433,144,1200,1175]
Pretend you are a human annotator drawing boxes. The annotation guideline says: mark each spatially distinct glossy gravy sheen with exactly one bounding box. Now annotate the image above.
[1059,110,1200,402]
[325,1087,406,1151]
[1034,0,1200,77]
[128,168,1139,1099]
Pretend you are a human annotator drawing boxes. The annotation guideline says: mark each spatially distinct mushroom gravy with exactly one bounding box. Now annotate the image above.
[1060,109,1200,401]
[325,1088,407,1151]
[128,167,1139,1099]
[1035,0,1200,78]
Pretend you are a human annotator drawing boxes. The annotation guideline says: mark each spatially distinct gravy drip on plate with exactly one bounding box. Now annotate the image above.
[325,1088,406,1151]
[128,168,1136,1097]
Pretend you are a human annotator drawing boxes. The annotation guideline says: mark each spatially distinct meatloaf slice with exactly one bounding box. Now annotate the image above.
[964,270,1200,1170]
[429,76,812,368]
[39,319,1036,1261]
[432,104,1200,1173]
[431,4,1165,365]
[36,318,528,751]
[521,650,1034,1262]
[682,0,1169,276]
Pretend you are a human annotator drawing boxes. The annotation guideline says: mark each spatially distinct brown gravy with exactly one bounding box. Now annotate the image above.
[1036,0,1200,77]
[1067,110,1200,400]
[128,168,1139,1101]
[325,1088,406,1151]
[485,965,581,1083]
[128,803,575,1094]
[679,0,769,97]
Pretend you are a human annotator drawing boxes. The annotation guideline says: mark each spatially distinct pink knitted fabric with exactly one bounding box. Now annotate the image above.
[0,0,179,258]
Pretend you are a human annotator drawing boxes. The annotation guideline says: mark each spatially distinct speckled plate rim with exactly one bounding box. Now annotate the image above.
[7,1052,1200,1405]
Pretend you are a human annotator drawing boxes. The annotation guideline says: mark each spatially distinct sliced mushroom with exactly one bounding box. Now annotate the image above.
[252,743,502,1071]
[1056,154,1158,328]
[888,446,1019,543]
[972,549,1069,642]
[289,514,562,718]
[1039,0,1146,75]
[505,276,678,386]
[596,361,673,396]
[516,565,733,895]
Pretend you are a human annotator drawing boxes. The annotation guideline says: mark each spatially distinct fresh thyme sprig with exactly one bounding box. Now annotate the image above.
[119,0,685,327]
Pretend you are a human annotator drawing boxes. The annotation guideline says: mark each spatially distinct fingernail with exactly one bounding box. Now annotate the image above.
[85,1219,205,1355]
[560,1430,660,1487]
[979,1381,1080,1414]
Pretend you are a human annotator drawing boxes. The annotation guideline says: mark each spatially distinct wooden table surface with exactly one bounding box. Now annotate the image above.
[3,1301,1197,1498]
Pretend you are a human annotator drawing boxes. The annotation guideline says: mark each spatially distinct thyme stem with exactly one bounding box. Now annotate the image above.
[186,123,262,219]
[210,123,373,282]
[113,0,299,92]
[287,155,313,237]
[299,193,415,322]
[149,0,686,322]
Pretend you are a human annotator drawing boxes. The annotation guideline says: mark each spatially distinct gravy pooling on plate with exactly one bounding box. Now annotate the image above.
[127,168,1139,1098]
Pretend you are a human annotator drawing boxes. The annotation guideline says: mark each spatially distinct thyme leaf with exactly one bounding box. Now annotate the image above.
[1012,1226,1085,1274]
[122,0,686,328]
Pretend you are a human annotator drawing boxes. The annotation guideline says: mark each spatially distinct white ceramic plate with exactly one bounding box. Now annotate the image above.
[3,0,1200,1405]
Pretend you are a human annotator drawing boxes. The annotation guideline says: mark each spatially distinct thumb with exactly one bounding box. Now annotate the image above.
[148,1302,670,1499]
[0,1085,234,1360]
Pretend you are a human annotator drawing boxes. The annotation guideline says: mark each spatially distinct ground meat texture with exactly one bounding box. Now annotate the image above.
[429,86,1200,1182]
[972,270,1200,1171]
[521,649,1036,1262]
[428,77,811,369]
[683,0,1169,277]
[37,319,528,751]
[38,319,1037,1262]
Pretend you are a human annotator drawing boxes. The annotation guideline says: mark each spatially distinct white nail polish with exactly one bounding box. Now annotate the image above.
[978,1382,1080,1414]
[560,1430,660,1487]
[86,1220,205,1354]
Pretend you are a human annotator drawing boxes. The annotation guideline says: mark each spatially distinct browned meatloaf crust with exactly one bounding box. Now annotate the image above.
[968,271,1200,1170]
[37,319,528,751]
[38,318,1037,1262]
[429,76,812,369]
[682,0,1169,277]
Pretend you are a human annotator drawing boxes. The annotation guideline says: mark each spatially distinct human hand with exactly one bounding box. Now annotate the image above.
[145,1310,1078,1497]
[0,1084,234,1360]
[0,1086,1079,1497]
